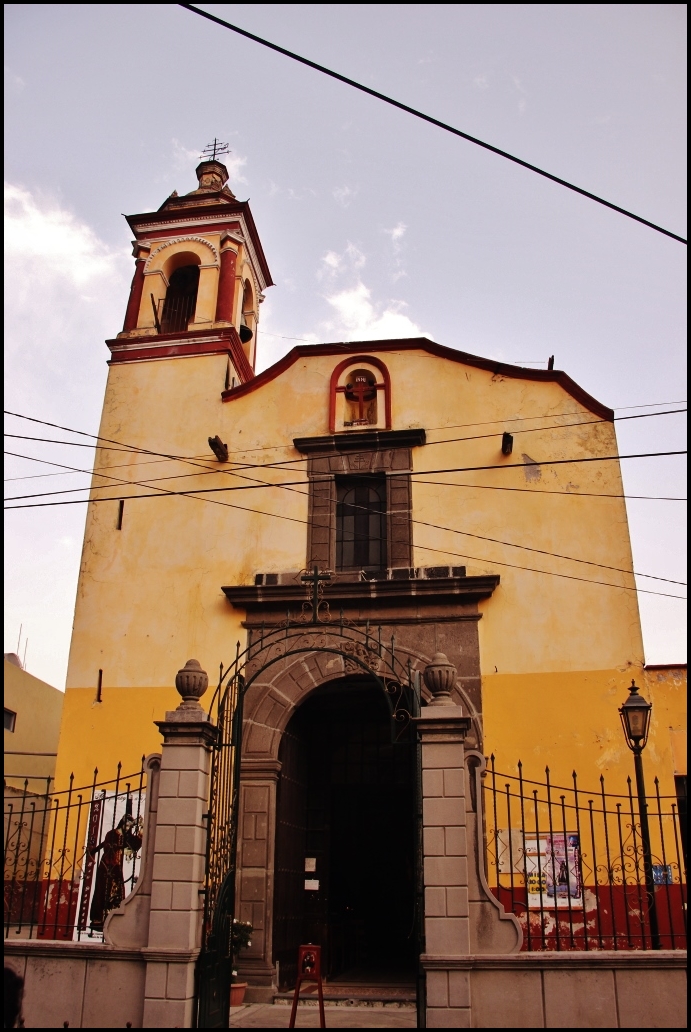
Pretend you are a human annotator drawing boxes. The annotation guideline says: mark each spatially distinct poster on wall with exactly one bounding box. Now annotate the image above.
[524,833,583,909]
[73,790,145,940]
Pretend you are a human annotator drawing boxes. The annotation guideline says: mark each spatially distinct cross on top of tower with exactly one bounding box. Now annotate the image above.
[200,138,230,162]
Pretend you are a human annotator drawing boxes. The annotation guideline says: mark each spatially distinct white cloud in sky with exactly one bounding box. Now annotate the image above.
[384,222,407,248]
[4,65,25,92]
[473,73,490,90]
[5,182,123,287]
[318,242,427,341]
[5,184,131,687]
[332,184,357,207]
[512,75,528,115]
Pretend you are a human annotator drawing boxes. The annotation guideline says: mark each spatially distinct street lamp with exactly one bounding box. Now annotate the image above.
[619,679,660,949]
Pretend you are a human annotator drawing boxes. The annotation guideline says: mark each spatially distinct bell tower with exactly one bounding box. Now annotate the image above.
[113,141,273,378]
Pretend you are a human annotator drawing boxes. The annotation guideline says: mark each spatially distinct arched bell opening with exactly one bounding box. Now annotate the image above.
[239,279,255,345]
[160,253,200,333]
[272,675,417,990]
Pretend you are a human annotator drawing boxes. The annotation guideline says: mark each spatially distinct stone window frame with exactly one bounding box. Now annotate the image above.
[294,430,426,573]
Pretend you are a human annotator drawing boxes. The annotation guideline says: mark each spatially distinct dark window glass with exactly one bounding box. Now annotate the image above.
[336,476,387,570]
[161,264,199,333]
[4,708,17,732]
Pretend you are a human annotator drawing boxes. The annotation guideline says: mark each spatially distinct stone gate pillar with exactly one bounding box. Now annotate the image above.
[142,660,218,1028]
[417,654,520,1028]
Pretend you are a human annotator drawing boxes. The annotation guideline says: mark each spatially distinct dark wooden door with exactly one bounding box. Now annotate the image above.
[272,680,416,986]
[273,721,308,990]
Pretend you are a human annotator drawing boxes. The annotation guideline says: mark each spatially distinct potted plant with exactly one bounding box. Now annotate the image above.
[230,918,253,1007]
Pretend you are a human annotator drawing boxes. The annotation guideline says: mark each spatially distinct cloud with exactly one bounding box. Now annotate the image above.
[323,282,425,341]
[512,75,528,115]
[384,222,407,248]
[333,184,357,207]
[319,244,366,279]
[317,243,426,341]
[4,65,25,93]
[383,222,408,281]
[5,183,124,288]
[473,74,490,90]
[4,185,132,689]
[4,182,130,379]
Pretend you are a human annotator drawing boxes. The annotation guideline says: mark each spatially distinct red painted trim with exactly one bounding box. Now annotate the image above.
[126,199,274,287]
[215,247,237,322]
[109,341,233,364]
[327,355,392,432]
[122,258,145,332]
[107,326,254,382]
[221,338,614,420]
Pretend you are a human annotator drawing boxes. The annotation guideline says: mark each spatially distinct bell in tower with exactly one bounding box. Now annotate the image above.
[113,140,273,378]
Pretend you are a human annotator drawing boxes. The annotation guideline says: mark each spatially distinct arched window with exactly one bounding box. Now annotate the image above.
[336,476,387,570]
[240,280,254,344]
[161,264,199,333]
[329,357,391,433]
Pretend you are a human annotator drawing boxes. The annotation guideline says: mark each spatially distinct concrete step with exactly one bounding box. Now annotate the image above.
[273,983,417,1009]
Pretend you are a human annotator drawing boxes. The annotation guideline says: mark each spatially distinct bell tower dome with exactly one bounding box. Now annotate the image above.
[112,143,273,379]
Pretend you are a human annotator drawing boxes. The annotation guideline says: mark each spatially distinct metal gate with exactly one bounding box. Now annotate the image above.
[196,571,425,1027]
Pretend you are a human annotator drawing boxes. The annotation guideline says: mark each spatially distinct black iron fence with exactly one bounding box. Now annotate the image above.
[4,761,147,941]
[483,758,687,950]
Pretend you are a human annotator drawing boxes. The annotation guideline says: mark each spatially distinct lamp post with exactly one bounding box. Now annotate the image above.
[619,679,661,949]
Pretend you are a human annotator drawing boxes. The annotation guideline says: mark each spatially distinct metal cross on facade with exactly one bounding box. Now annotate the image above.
[200,138,230,162]
[301,565,332,623]
[345,375,377,421]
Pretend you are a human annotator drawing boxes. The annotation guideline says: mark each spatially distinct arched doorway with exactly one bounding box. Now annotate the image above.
[272,676,417,989]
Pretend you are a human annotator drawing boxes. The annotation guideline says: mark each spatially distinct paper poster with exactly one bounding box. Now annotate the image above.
[524,833,583,909]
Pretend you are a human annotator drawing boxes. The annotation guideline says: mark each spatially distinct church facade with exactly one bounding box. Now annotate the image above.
[54,158,685,991]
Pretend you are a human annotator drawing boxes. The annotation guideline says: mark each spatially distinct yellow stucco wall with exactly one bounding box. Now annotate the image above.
[55,345,684,793]
[4,659,64,788]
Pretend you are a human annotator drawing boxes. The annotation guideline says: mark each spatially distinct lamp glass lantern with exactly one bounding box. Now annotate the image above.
[619,679,652,750]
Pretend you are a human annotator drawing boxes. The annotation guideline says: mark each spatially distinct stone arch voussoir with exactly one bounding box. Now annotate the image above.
[241,637,482,761]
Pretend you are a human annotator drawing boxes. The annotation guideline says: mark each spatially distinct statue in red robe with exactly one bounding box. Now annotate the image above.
[89,810,142,931]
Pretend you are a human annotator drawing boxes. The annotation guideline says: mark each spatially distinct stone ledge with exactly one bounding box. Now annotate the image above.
[294,428,426,453]
[421,950,687,970]
[3,940,145,962]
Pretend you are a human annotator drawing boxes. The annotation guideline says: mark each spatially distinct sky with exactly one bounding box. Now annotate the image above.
[4,3,687,688]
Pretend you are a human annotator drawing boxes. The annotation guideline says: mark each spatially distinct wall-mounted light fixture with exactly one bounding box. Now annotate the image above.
[208,435,229,462]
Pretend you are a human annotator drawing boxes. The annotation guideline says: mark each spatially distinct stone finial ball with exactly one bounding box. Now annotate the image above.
[175,659,209,703]
[423,652,457,704]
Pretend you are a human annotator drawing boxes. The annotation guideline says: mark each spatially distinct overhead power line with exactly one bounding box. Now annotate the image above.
[179,3,687,245]
[3,451,685,594]
[4,412,686,588]
[4,406,686,479]
[413,544,686,601]
[3,448,685,585]
[5,451,685,504]
[5,448,685,502]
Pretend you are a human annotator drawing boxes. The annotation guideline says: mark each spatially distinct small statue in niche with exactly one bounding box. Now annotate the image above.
[344,369,377,426]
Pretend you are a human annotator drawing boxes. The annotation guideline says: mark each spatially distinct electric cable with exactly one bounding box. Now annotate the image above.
[5,450,684,503]
[413,543,685,601]
[178,3,687,245]
[4,448,685,585]
[5,415,686,586]
[5,448,686,502]
[4,407,686,479]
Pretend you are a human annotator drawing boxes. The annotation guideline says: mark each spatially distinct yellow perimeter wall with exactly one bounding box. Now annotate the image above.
[54,344,686,797]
